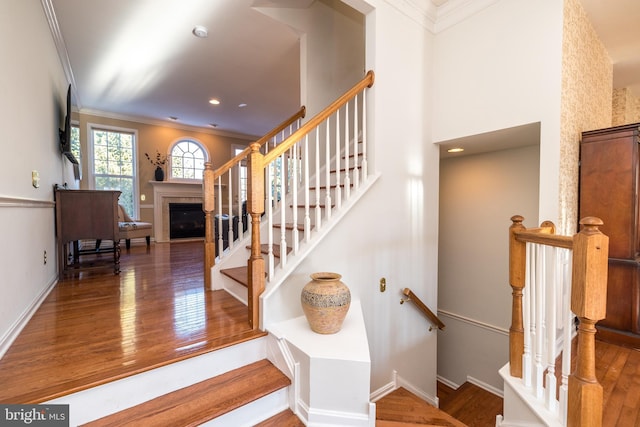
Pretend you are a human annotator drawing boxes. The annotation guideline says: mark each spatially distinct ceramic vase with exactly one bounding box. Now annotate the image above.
[154,166,165,181]
[301,272,351,334]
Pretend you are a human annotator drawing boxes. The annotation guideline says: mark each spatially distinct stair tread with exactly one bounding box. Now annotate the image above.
[254,409,304,426]
[81,359,290,427]
[375,387,467,427]
[221,266,250,286]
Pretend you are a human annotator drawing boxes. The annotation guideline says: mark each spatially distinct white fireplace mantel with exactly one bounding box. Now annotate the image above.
[151,181,203,243]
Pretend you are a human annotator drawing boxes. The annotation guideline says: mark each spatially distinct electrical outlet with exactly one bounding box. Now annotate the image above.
[43,250,47,265]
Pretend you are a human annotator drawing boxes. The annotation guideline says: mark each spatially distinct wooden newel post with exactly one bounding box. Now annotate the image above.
[247,143,265,329]
[203,162,215,290]
[509,215,526,377]
[568,217,608,427]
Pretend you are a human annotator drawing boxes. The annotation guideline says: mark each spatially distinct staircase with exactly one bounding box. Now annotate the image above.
[204,70,378,332]
[82,358,292,427]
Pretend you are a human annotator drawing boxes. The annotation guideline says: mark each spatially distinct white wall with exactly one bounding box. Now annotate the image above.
[432,0,564,225]
[438,144,540,391]
[263,0,440,401]
[0,1,70,353]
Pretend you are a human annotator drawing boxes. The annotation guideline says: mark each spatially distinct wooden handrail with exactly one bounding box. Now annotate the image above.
[213,105,306,180]
[203,105,305,293]
[401,288,445,331]
[263,70,375,165]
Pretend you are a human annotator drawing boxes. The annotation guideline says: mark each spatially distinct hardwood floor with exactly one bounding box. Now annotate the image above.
[2,240,639,427]
[0,241,263,403]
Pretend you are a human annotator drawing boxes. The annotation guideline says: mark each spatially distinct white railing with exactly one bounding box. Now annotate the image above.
[522,242,574,424]
[505,216,608,427]
[262,89,369,280]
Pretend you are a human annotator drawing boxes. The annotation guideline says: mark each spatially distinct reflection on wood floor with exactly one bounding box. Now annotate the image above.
[0,241,262,404]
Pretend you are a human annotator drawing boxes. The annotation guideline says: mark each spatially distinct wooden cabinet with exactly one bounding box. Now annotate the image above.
[55,189,121,278]
[579,123,640,347]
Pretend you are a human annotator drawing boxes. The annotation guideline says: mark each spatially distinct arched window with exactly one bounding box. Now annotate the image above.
[169,139,208,180]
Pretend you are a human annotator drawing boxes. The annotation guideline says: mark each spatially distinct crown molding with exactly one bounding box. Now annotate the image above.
[382,0,500,34]
[40,0,81,106]
[384,0,438,32]
[79,108,258,141]
[433,0,500,33]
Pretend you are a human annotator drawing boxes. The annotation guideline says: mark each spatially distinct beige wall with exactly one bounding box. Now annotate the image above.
[438,144,540,391]
[558,0,613,235]
[77,113,252,223]
[612,88,640,126]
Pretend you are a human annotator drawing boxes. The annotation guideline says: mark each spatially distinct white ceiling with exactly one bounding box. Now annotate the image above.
[47,0,640,140]
[49,0,302,138]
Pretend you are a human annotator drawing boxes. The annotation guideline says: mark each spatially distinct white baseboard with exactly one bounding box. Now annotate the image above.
[0,274,58,359]
[467,375,504,398]
[369,370,438,407]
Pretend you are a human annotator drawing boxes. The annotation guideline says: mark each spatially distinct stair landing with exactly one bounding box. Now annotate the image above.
[375,387,466,426]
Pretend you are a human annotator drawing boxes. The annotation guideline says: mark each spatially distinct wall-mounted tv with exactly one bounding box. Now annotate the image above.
[59,84,77,165]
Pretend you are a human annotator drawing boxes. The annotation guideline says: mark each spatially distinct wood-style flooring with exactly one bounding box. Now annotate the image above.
[0,241,263,403]
[1,240,639,427]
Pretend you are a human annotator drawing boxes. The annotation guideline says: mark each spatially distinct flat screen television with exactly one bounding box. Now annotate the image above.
[59,84,78,165]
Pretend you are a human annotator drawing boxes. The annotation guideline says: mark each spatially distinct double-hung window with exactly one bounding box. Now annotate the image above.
[89,125,138,216]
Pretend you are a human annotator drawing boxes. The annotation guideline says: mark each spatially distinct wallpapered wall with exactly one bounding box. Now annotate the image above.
[613,88,640,126]
[558,0,612,234]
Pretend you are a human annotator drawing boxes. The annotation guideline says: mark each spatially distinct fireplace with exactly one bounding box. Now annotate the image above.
[169,203,204,239]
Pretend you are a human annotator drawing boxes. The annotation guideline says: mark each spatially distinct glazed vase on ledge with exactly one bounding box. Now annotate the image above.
[301,272,351,334]
[154,166,165,181]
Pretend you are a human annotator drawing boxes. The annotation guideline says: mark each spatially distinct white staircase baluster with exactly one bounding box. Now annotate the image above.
[534,244,545,399]
[267,162,274,280]
[227,169,234,249]
[325,120,332,219]
[559,249,572,425]
[344,101,351,199]
[291,143,299,254]
[279,152,287,268]
[523,242,533,387]
[217,176,224,259]
[335,108,342,210]
[361,90,368,180]
[315,129,322,229]
[544,246,558,414]
[353,93,360,190]
[304,135,311,243]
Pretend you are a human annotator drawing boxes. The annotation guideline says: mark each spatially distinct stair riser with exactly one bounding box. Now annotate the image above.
[47,337,267,426]
[200,387,289,427]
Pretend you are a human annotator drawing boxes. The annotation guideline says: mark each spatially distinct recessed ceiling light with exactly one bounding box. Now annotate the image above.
[447,147,464,153]
[192,25,208,38]
[209,123,218,128]
[209,99,220,105]
[238,103,247,108]
[169,116,178,121]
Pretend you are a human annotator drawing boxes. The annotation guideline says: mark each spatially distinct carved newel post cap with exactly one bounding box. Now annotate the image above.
[510,215,524,224]
[579,216,604,232]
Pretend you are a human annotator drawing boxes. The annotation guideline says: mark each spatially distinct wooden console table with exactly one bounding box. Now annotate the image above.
[55,189,121,278]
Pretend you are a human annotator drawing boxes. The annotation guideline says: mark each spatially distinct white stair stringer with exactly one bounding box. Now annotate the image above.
[498,364,562,427]
[210,173,380,329]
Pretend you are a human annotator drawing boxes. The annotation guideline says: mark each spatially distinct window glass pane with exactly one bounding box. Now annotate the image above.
[92,127,136,215]
[169,139,207,180]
